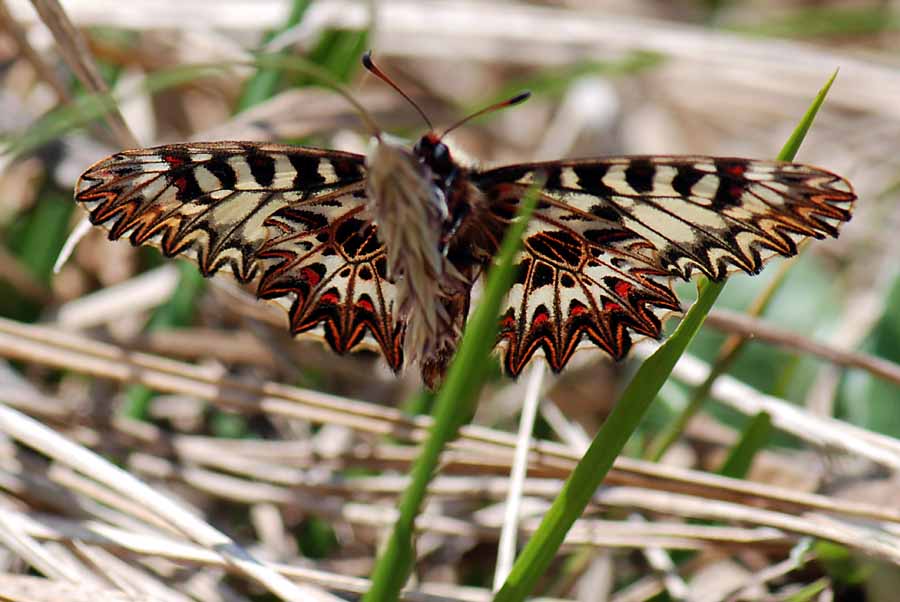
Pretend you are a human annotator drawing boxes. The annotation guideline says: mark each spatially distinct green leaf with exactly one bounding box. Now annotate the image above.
[783,578,829,602]
[236,0,311,111]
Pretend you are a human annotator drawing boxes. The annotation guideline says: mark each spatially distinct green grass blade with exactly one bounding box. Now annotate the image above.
[305,29,369,84]
[643,68,838,462]
[493,278,724,602]
[783,578,830,602]
[5,54,370,162]
[778,70,839,162]
[1,188,72,321]
[236,0,310,112]
[4,63,223,160]
[363,182,543,602]
[717,411,772,478]
[493,70,840,602]
[14,190,72,286]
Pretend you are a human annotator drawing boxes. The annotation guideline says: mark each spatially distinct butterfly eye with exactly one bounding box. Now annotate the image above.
[430,142,454,174]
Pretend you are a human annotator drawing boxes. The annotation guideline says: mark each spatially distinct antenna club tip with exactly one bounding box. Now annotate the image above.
[361,50,374,69]
[511,91,531,105]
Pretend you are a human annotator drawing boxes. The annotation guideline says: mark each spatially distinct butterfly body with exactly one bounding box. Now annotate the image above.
[75,135,855,386]
[364,134,469,385]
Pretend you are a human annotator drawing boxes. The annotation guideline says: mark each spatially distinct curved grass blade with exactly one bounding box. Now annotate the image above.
[363,181,543,602]
[493,70,841,602]
[4,53,378,161]
[717,411,773,478]
[644,68,839,462]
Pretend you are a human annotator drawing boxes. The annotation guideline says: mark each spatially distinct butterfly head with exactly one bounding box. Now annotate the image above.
[414,132,455,181]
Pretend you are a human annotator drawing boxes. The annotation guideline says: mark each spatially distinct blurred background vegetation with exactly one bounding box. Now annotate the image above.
[1,1,900,601]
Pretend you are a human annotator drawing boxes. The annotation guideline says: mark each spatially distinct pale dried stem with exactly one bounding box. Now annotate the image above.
[651,345,900,466]
[28,0,138,148]
[0,314,897,526]
[11,0,900,122]
[3,318,900,564]
[703,307,900,387]
[0,0,70,102]
[0,402,337,601]
[493,358,545,591]
[15,304,900,482]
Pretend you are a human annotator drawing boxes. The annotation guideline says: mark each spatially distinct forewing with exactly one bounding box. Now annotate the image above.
[474,156,855,375]
[75,141,404,371]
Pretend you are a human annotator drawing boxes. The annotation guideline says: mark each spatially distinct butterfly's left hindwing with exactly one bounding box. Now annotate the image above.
[256,190,404,371]
[473,157,855,375]
[75,142,404,372]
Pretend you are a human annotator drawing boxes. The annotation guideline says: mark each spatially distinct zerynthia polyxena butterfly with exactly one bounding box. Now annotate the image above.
[75,52,855,387]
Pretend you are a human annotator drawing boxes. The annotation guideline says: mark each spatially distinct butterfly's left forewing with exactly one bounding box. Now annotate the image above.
[75,142,404,371]
[473,157,855,375]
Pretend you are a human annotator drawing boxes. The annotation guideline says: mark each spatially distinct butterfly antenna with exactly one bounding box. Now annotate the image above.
[440,91,531,138]
[362,50,433,131]
[334,87,383,140]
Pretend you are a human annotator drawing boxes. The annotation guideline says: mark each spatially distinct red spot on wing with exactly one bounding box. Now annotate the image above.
[163,154,186,168]
[604,301,622,312]
[320,292,339,304]
[356,298,375,313]
[726,164,746,177]
[301,267,321,287]
[532,311,550,327]
[613,280,633,299]
[570,304,588,317]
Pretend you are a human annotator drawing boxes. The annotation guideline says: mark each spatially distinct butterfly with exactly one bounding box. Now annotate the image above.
[73,53,856,388]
